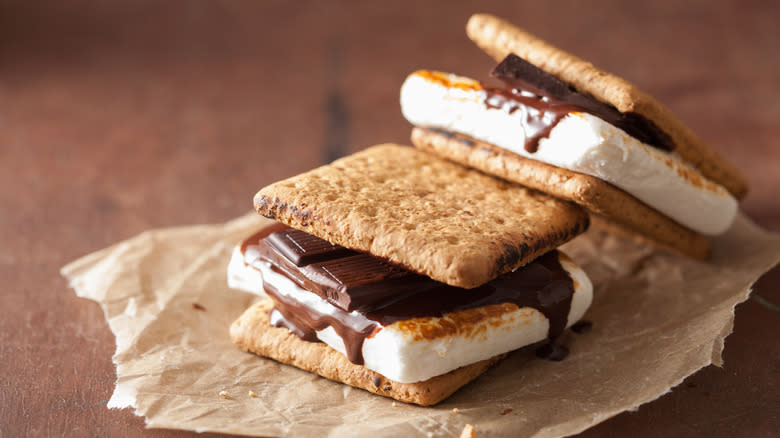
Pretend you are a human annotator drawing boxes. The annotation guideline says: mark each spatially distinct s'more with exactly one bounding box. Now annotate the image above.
[401,14,747,259]
[229,144,593,406]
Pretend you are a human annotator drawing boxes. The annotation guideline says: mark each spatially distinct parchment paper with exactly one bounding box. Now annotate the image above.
[61,212,780,437]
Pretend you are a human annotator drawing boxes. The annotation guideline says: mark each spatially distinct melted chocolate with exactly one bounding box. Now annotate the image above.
[264,281,379,363]
[485,54,675,153]
[240,227,577,365]
[571,320,593,334]
[535,343,569,361]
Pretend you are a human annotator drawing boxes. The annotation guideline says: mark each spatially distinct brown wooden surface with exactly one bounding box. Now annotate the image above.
[2,1,778,437]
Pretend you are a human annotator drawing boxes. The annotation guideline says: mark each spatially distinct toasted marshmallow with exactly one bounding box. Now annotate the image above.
[400,71,738,235]
[228,247,593,383]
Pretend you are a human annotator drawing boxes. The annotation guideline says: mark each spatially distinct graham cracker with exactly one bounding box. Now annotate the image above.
[254,144,589,289]
[411,127,711,260]
[466,13,747,199]
[230,299,508,406]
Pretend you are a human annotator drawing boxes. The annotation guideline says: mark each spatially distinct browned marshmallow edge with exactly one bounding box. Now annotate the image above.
[254,144,589,289]
[230,299,508,406]
[466,13,748,199]
[411,127,711,260]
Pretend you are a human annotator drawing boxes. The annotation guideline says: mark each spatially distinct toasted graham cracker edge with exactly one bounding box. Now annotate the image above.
[466,13,747,199]
[255,144,589,289]
[411,128,711,260]
[230,299,508,406]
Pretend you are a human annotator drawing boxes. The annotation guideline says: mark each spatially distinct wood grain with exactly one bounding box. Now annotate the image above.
[1,1,778,436]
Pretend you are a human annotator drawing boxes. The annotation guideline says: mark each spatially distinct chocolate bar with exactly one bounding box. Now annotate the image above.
[251,227,432,312]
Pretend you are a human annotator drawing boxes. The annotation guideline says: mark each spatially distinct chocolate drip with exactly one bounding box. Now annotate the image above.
[535,343,569,361]
[483,89,569,153]
[486,54,675,153]
[571,320,593,334]
[240,227,577,365]
[264,282,379,364]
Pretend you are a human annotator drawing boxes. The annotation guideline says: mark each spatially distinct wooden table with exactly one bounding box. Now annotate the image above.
[2,1,778,436]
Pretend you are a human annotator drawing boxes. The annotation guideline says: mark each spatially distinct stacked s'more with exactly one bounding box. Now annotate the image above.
[229,145,594,405]
[228,14,748,406]
[402,14,747,259]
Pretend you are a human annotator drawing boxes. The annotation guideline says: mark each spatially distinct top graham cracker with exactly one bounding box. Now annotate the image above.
[254,144,589,288]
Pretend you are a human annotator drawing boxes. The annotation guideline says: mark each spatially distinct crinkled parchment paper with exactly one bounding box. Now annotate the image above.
[61,212,780,437]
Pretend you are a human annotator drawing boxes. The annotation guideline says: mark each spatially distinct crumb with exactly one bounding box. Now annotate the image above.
[218,390,229,399]
[248,390,257,398]
[391,401,397,407]
[426,433,433,438]
[192,303,206,311]
[452,408,460,414]
[460,424,476,438]
[227,420,233,423]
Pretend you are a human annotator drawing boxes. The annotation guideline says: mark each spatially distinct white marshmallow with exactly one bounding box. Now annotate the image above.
[228,248,593,383]
[227,246,264,295]
[400,71,737,235]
